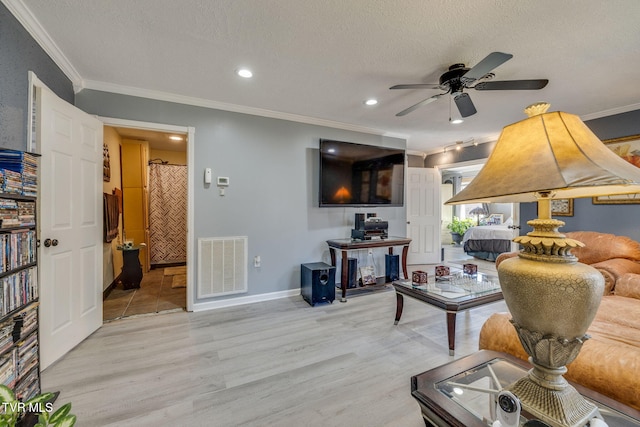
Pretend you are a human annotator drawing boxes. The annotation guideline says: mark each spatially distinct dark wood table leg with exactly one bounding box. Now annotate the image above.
[340,250,349,302]
[329,247,336,267]
[446,311,457,356]
[394,293,404,325]
[401,244,410,279]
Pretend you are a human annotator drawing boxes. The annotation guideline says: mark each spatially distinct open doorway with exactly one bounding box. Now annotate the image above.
[440,160,520,260]
[101,123,192,321]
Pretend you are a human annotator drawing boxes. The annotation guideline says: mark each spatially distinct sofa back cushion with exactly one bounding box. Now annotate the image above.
[565,231,640,264]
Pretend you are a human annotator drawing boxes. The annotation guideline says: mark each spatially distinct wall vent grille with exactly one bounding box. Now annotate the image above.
[197,236,248,298]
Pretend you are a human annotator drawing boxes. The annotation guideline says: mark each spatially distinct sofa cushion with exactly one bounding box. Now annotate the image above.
[566,231,640,264]
[616,273,640,300]
[591,258,640,295]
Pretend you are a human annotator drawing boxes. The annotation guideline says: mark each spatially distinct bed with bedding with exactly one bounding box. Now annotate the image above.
[463,220,514,261]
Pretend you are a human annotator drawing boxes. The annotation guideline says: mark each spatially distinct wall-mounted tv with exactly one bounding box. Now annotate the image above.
[319,139,405,207]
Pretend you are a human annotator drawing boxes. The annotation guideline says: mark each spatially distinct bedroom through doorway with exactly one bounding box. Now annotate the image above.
[441,161,520,262]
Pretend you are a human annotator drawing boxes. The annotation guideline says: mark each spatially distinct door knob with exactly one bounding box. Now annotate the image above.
[44,239,59,247]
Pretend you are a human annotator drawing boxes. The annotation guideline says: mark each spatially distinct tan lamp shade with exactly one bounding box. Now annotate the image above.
[446,103,640,205]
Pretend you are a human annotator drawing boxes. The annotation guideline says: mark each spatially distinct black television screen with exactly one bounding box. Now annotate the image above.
[319,139,405,207]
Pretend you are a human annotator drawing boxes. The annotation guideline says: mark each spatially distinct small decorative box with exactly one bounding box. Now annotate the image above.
[463,263,478,275]
[412,270,428,284]
[435,265,450,277]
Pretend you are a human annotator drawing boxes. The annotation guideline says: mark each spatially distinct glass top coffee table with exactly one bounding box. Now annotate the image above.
[411,350,640,427]
[393,269,502,355]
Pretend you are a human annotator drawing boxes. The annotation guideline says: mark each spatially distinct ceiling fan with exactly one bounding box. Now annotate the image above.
[390,52,548,118]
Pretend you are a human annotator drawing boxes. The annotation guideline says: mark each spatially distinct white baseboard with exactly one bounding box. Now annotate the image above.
[191,288,301,312]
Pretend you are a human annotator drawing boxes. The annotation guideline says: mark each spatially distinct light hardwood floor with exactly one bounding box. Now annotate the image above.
[42,248,507,426]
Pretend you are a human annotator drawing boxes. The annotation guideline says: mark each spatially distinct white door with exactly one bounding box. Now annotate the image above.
[37,85,103,370]
[406,167,441,264]
[509,203,521,251]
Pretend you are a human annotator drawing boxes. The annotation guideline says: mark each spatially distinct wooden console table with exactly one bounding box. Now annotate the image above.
[326,237,411,302]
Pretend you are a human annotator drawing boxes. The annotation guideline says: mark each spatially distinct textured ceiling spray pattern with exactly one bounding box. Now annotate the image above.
[12,0,640,151]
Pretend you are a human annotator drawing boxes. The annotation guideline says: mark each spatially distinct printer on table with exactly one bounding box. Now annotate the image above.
[351,213,388,240]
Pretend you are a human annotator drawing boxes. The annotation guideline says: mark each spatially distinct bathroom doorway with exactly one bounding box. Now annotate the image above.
[101,120,194,321]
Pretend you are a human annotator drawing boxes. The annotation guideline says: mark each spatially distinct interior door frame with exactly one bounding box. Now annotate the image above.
[100,117,195,312]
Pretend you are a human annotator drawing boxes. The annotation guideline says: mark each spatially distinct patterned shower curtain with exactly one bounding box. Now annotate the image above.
[149,163,187,265]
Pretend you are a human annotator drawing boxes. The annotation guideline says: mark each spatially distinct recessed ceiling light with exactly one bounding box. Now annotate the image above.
[169,135,183,141]
[450,118,464,124]
[364,99,378,106]
[236,68,253,78]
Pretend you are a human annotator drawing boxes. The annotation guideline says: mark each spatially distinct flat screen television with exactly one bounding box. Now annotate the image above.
[319,139,405,207]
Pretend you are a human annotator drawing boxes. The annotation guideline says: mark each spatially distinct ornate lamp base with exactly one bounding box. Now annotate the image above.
[498,216,606,427]
[506,362,600,427]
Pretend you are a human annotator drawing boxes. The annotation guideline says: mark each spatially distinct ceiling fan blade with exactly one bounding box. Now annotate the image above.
[473,79,549,90]
[396,94,443,116]
[462,52,513,82]
[390,84,440,90]
[454,93,477,117]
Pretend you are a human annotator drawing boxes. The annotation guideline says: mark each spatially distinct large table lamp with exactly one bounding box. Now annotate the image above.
[447,103,640,427]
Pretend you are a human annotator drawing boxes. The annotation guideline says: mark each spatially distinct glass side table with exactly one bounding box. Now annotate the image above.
[411,350,640,427]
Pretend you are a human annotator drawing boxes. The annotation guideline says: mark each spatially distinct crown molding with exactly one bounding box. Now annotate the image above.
[581,102,640,121]
[2,0,84,90]
[82,79,410,141]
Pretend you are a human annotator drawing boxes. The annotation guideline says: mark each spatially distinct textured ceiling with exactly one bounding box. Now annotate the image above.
[16,0,640,152]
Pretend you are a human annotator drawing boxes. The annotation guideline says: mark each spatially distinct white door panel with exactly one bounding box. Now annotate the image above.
[406,167,441,264]
[38,85,103,370]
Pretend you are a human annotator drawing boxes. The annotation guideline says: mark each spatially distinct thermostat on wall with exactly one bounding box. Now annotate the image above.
[217,176,230,187]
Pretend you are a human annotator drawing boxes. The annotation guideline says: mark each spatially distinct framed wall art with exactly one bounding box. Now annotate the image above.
[551,199,573,216]
[592,135,640,205]
[103,143,111,182]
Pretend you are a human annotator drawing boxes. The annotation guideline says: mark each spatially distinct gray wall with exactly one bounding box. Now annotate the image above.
[425,110,640,242]
[0,3,74,150]
[76,90,407,304]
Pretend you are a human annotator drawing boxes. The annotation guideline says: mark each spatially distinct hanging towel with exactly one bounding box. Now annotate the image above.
[103,193,119,243]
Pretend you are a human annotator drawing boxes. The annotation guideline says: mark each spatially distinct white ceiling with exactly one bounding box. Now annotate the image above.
[13,0,640,153]
[111,127,186,152]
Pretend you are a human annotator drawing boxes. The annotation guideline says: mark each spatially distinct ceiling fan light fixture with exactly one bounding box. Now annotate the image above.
[364,99,378,106]
[450,118,464,124]
[390,52,548,120]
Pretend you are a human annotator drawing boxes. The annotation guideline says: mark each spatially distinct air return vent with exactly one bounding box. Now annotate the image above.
[197,236,248,298]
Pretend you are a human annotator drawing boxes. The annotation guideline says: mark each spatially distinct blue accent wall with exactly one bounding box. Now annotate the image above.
[0,3,74,150]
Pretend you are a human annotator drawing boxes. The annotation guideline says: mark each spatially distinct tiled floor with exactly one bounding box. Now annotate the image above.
[103,266,187,322]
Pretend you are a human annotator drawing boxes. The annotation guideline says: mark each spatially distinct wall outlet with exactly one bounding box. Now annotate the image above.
[254,255,261,268]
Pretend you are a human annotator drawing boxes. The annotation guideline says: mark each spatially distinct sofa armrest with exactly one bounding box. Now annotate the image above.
[591,258,640,295]
[616,273,640,299]
[478,312,528,361]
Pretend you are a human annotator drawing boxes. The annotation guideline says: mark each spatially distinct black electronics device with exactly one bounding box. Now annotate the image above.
[300,262,335,306]
[351,213,389,240]
[347,257,358,288]
[385,254,399,282]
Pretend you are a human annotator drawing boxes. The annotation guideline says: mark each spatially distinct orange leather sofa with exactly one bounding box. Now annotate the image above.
[479,231,640,410]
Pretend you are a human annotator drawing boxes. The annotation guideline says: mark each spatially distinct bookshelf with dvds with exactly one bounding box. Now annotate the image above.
[0,149,40,402]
